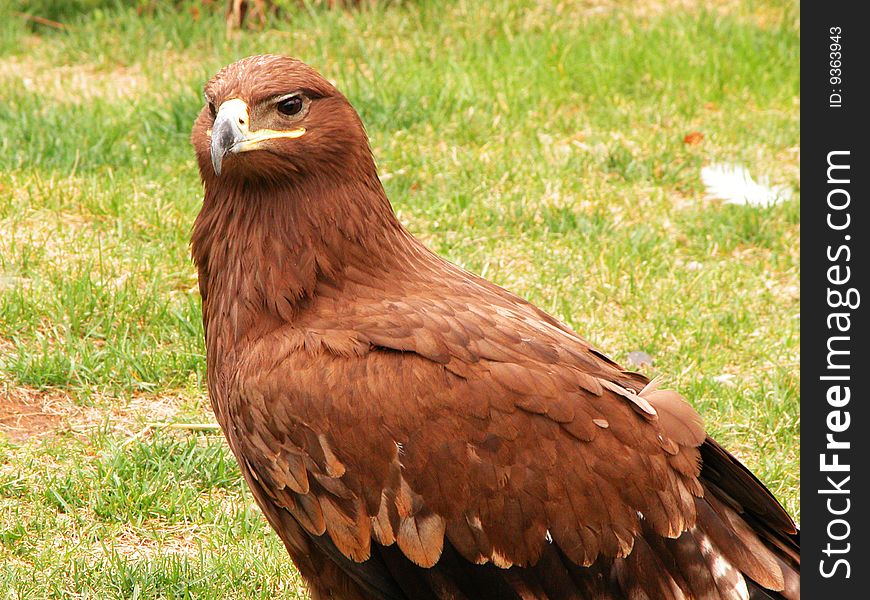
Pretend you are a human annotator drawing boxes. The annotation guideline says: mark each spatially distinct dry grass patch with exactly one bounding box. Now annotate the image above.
[0,386,197,442]
[520,0,743,28]
[0,386,81,441]
[0,55,147,104]
[92,523,207,561]
[0,209,92,268]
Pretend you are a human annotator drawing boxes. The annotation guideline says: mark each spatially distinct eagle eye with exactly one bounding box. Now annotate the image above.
[277,95,304,116]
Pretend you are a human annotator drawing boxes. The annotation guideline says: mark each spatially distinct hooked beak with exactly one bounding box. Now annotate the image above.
[209,98,306,175]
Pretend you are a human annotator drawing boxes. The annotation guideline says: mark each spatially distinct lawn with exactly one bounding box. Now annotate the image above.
[0,0,799,597]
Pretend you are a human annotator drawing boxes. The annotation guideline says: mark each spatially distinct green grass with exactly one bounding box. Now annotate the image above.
[0,0,799,596]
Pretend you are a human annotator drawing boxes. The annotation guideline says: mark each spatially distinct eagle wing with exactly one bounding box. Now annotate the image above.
[224,265,796,599]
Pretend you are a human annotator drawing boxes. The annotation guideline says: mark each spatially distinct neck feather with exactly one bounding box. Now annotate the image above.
[191,170,409,343]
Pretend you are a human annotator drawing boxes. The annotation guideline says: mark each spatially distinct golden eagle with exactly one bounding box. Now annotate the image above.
[190,55,799,600]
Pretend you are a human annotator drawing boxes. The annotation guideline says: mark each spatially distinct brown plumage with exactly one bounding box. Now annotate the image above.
[190,55,799,600]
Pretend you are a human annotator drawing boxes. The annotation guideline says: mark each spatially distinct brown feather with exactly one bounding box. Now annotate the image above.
[397,511,447,568]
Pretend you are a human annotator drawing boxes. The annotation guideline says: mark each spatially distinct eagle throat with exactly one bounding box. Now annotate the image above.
[192,165,414,346]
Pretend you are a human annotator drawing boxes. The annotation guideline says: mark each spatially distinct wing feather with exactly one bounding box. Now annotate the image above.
[218,259,796,598]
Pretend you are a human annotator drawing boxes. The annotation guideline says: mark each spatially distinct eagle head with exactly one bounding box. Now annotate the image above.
[191,55,371,183]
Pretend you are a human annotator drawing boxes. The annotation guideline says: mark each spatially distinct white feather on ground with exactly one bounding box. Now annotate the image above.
[701,163,792,207]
